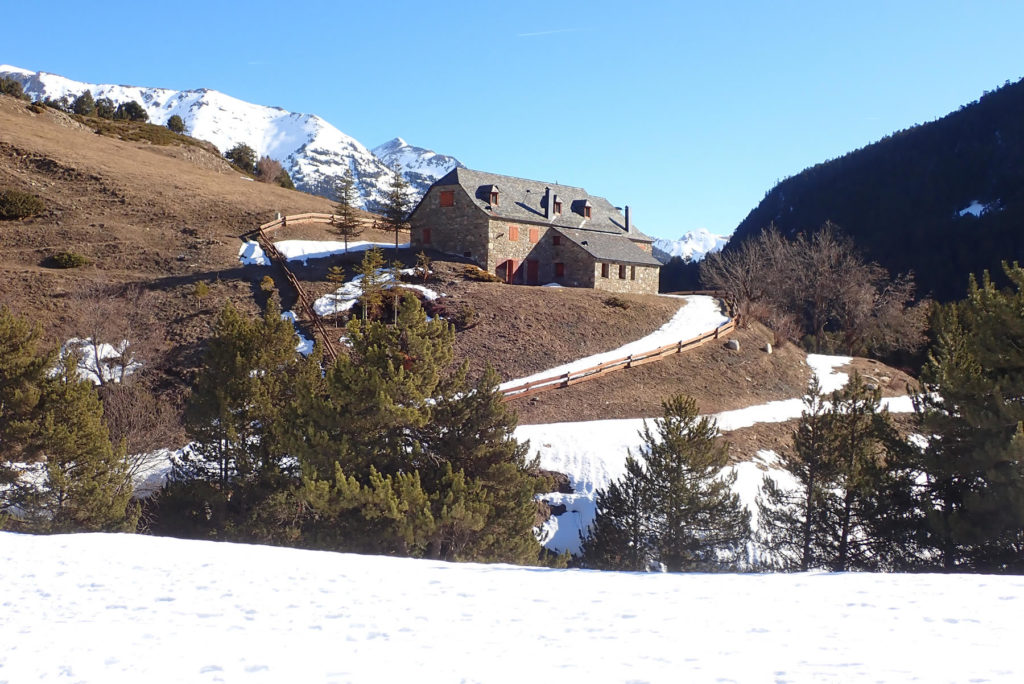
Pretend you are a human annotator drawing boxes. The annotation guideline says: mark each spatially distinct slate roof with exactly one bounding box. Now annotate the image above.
[554,227,662,266]
[424,167,660,266]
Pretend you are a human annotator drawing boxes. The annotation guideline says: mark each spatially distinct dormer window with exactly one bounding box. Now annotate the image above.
[488,185,499,206]
[553,199,562,215]
[583,201,592,219]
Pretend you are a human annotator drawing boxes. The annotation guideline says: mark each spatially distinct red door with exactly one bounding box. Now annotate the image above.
[498,259,518,284]
[526,259,539,285]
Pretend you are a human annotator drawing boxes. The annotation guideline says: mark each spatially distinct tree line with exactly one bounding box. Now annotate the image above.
[583,263,1024,573]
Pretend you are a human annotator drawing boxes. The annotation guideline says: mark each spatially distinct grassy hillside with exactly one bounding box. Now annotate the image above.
[0,91,912,464]
[731,77,1024,301]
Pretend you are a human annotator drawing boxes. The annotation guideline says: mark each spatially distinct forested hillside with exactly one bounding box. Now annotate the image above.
[732,77,1024,301]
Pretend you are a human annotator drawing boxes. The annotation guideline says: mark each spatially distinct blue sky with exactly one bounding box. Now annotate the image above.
[5,1,1023,240]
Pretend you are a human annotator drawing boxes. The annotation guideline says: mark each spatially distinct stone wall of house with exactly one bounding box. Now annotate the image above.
[409,185,490,264]
[591,262,660,294]
[486,222,603,286]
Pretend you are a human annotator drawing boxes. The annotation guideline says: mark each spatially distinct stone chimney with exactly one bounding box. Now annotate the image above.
[544,187,551,218]
[625,205,631,233]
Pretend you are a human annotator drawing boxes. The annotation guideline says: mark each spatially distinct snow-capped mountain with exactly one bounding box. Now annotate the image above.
[372,138,463,197]
[652,228,730,264]
[0,65,462,211]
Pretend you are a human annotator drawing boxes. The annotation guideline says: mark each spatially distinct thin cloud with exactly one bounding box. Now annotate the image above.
[516,27,587,38]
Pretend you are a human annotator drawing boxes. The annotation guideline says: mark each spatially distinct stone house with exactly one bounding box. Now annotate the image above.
[408,168,661,294]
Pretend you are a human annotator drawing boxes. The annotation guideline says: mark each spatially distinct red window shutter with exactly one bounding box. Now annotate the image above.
[440,190,455,207]
[555,262,565,277]
[509,225,519,241]
[422,227,432,244]
[529,227,539,244]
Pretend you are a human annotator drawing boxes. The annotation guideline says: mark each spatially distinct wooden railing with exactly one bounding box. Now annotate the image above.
[254,227,339,364]
[500,317,736,402]
[242,212,384,239]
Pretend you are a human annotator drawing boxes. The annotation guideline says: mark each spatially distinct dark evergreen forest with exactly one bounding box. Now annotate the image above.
[731,77,1024,301]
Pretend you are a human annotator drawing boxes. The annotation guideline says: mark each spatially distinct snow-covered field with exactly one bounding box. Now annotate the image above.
[238,239,408,266]
[1,532,1020,683]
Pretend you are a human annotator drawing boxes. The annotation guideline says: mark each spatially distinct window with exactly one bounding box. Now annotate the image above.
[584,205,592,219]
[552,235,561,246]
[508,225,519,241]
[422,227,432,244]
[555,262,565,278]
[618,264,626,279]
[489,191,499,206]
[553,200,562,215]
[601,263,609,278]
[630,265,636,280]
[529,227,539,244]
[440,190,455,207]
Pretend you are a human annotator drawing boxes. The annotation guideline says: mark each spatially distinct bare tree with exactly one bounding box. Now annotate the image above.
[255,156,284,184]
[701,223,929,355]
[65,284,156,387]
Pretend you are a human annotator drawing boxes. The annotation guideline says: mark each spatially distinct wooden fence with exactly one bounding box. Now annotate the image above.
[500,317,736,402]
[242,212,384,239]
[254,227,339,364]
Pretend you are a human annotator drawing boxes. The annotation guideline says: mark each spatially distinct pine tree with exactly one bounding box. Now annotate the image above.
[180,296,301,487]
[758,374,901,571]
[356,247,386,321]
[381,163,411,255]
[325,265,348,326]
[581,456,652,570]
[0,307,52,513]
[166,114,186,133]
[582,395,750,572]
[72,90,96,116]
[757,377,837,570]
[420,364,545,563]
[24,353,138,532]
[903,265,1024,571]
[158,296,308,540]
[332,169,363,251]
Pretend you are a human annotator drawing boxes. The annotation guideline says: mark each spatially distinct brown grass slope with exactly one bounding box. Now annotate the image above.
[0,93,916,463]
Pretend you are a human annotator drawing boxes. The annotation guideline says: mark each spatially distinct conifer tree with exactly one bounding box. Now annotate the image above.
[180,296,301,487]
[326,265,347,326]
[758,374,901,571]
[24,353,137,532]
[166,114,185,133]
[332,169,363,252]
[72,90,96,116]
[757,377,836,570]
[582,395,750,571]
[356,247,386,321]
[581,456,652,570]
[381,163,411,255]
[0,307,52,513]
[903,265,1024,571]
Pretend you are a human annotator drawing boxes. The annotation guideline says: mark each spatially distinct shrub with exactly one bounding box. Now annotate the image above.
[255,156,283,184]
[95,97,115,119]
[166,114,186,133]
[603,295,630,309]
[0,77,27,100]
[225,143,257,174]
[0,189,45,220]
[113,100,149,122]
[260,275,276,292]
[27,102,46,114]
[276,168,295,190]
[72,90,96,116]
[458,265,502,283]
[50,251,89,269]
